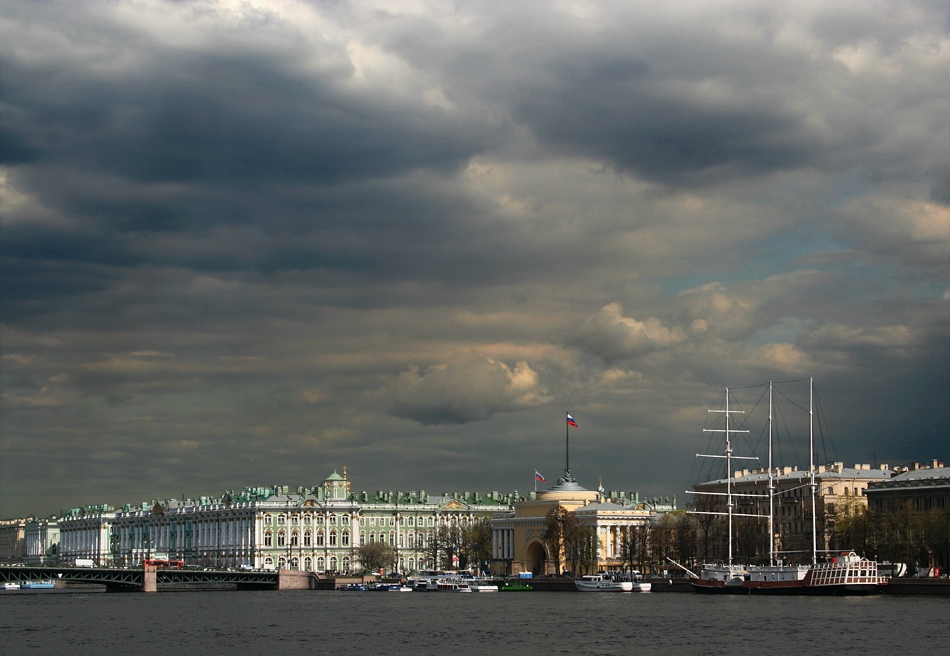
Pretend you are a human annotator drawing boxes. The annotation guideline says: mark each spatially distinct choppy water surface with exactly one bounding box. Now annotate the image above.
[2,590,948,655]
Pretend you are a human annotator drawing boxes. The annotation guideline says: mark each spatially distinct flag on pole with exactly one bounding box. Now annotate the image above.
[535,470,546,482]
[566,413,578,428]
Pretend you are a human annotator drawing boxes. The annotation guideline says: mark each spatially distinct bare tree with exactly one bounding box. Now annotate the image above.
[357,542,396,574]
[461,518,493,573]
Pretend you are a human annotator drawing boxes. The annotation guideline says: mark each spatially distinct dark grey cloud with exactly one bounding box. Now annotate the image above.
[1,0,947,517]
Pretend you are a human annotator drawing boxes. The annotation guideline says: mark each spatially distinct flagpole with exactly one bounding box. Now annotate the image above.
[565,411,570,478]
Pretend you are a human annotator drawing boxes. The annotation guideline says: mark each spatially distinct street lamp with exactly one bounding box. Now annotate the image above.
[110,532,119,567]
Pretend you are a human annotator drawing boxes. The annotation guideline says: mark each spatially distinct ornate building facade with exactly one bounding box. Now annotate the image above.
[491,472,660,576]
[57,470,517,573]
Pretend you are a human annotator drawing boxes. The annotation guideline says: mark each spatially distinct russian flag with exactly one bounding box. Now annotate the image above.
[535,470,546,482]
[567,413,578,428]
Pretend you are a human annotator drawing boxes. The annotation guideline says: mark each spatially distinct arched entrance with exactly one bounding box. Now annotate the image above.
[526,541,547,576]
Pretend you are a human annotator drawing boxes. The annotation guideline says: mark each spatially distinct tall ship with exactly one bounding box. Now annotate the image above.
[685,378,887,595]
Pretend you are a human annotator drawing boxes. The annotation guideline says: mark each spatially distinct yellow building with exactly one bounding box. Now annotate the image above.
[491,472,656,575]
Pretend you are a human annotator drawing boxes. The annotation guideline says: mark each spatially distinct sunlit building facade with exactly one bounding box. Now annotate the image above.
[57,470,517,573]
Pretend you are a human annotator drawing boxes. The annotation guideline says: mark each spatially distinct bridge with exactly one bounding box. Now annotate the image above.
[0,566,322,592]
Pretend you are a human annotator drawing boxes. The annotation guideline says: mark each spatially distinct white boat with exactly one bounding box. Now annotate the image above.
[436,577,472,592]
[3,582,20,590]
[469,579,499,592]
[628,571,651,593]
[574,574,633,592]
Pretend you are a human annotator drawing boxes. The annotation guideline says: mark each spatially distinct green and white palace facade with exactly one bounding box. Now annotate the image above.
[57,470,518,573]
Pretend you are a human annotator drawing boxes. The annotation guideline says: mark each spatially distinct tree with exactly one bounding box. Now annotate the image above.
[544,507,569,575]
[565,525,598,576]
[461,518,493,573]
[439,524,464,570]
[420,529,441,570]
[357,541,396,574]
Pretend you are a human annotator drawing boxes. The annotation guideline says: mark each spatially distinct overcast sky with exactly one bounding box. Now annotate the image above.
[1,0,948,518]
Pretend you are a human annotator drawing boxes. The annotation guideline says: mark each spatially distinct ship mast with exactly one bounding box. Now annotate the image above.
[768,381,775,567]
[702,388,753,567]
[809,376,817,566]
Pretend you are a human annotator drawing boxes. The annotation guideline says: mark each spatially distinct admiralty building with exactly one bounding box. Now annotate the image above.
[57,470,517,573]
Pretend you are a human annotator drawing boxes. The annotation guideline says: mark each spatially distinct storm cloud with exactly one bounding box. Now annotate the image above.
[1,0,947,516]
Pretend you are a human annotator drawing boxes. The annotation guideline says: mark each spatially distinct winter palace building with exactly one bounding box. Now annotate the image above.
[57,469,517,573]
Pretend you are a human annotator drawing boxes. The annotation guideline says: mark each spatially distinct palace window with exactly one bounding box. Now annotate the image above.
[329,531,337,546]
[389,517,395,527]
[304,515,312,525]
[369,533,375,543]
[342,531,350,546]
[427,517,434,527]
[304,556,312,571]
[291,515,299,526]
[399,535,404,548]
[389,532,395,546]
[316,531,325,546]
[360,532,365,546]
[398,517,404,526]
[265,514,273,524]
[408,534,414,548]
[342,556,350,572]
[291,532,299,547]
[359,517,365,527]
[342,515,350,525]
[329,556,337,571]
[370,517,376,527]
[407,517,414,527]
[277,515,286,525]
[304,531,312,547]
[277,531,286,547]
[317,557,325,571]
[328,514,337,525]
[264,531,273,547]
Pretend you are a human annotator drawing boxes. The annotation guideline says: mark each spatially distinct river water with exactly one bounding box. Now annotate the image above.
[2,589,948,655]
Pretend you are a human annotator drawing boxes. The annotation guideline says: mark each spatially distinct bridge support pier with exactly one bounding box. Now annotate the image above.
[278,569,316,590]
[142,565,157,593]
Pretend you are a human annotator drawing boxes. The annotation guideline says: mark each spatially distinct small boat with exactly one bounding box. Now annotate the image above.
[500,580,532,591]
[3,582,21,590]
[469,579,499,592]
[372,583,414,592]
[574,574,633,592]
[340,583,367,591]
[20,580,56,589]
[628,571,652,593]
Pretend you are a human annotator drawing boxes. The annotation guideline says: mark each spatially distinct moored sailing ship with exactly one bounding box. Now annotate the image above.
[686,379,887,595]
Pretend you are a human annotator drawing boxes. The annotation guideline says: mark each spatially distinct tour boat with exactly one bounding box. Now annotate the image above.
[469,579,499,592]
[436,577,472,592]
[20,580,56,589]
[574,574,634,592]
[3,582,20,590]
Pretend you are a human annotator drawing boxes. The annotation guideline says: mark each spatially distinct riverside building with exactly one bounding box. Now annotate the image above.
[57,470,517,573]
[691,462,893,559]
[491,471,671,576]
